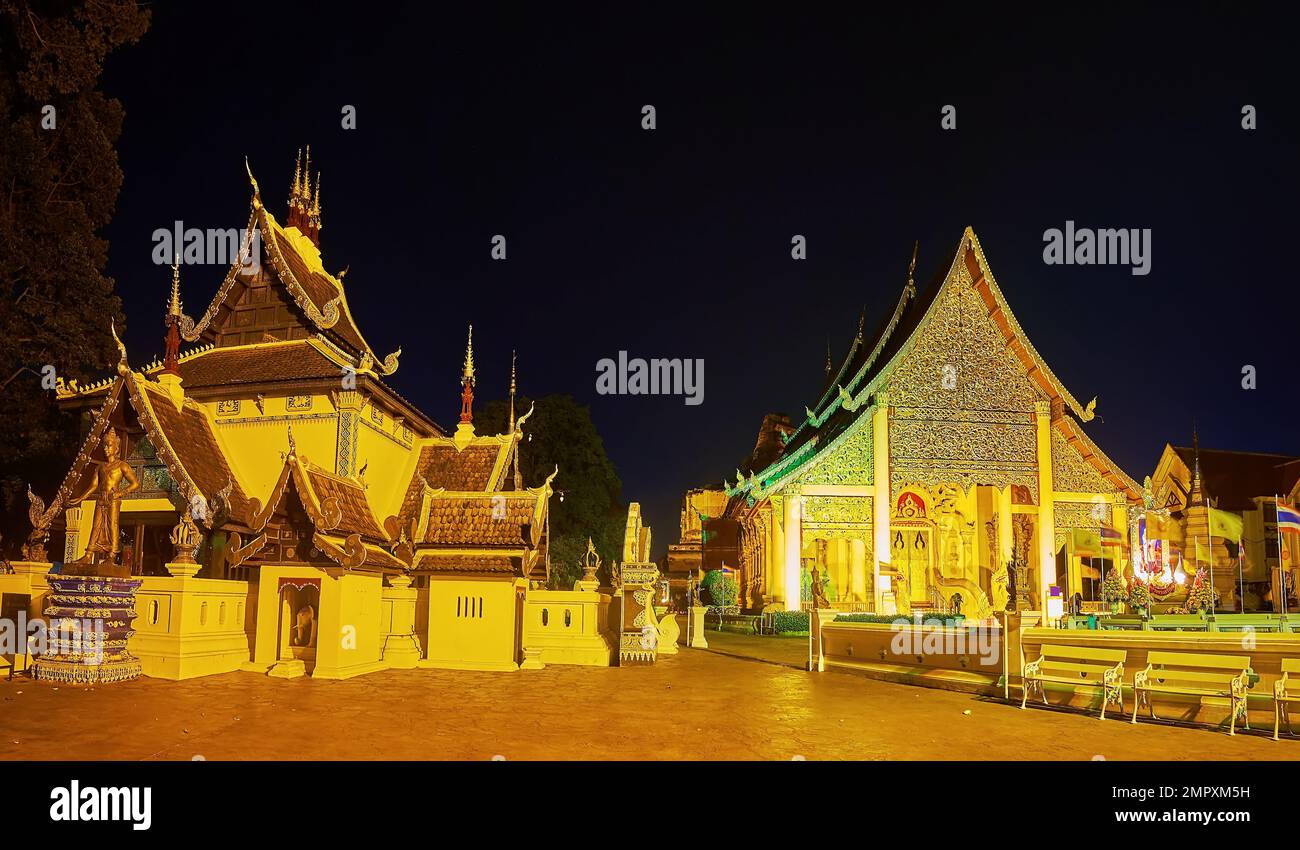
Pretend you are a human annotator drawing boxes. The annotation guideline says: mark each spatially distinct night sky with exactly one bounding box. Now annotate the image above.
[99,4,1299,557]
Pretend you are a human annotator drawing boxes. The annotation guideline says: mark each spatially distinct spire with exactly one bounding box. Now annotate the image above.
[306,171,322,246]
[302,146,312,208]
[508,349,517,432]
[1189,422,1206,505]
[459,324,475,425]
[824,339,832,376]
[289,148,303,210]
[162,255,183,375]
[856,305,866,344]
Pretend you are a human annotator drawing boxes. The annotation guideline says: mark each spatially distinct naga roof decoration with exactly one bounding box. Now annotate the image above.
[728,227,1141,503]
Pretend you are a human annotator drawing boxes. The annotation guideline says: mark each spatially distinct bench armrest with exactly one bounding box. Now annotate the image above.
[1231,673,1250,701]
[1103,663,1124,687]
[1023,658,1042,678]
[1275,672,1290,700]
[1133,666,1151,689]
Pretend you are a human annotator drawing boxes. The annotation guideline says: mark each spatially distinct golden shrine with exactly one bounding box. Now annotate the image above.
[2,151,623,679]
[720,229,1143,619]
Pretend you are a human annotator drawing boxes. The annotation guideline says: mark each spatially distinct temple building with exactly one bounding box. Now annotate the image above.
[719,229,1142,618]
[26,151,562,676]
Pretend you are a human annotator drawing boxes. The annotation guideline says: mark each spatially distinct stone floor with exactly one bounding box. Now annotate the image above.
[2,643,1297,760]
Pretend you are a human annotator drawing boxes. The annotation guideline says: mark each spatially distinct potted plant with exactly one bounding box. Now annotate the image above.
[1128,576,1151,618]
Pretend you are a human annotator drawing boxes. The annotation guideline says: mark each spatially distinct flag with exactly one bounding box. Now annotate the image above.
[1278,503,1300,534]
[1100,525,1125,547]
[1208,508,1243,542]
[1072,528,1101,556]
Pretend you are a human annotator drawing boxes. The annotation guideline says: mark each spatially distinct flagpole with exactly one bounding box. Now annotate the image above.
[1276,495,1287,619]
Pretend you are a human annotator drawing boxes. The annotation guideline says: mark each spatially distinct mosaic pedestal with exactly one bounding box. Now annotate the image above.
[32,575,143,685]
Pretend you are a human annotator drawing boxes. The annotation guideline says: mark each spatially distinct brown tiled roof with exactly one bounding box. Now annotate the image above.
[175,340,343,388]
[141,385,254,524]
[420,496,534,547]
[411,553,519,574]
[398,443,502,526]
[269,227,370,356]
[306,469,386,540]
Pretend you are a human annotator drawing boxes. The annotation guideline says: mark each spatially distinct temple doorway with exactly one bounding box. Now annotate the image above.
[892,527,933,605]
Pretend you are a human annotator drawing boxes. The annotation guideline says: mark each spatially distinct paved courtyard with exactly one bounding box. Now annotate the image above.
[2,643,1297,760]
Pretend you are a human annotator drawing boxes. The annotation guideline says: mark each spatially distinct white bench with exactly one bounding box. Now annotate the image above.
[1275,658,1300,741]
[1132,650,1251,735]
[1022,644,1127,720]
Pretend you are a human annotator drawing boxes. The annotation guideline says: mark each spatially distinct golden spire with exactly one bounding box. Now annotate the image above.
[290,148,303,208]
[462,324,475,385]
[508,350,517,430]
[302,146,312,208]
[310,172,321,219]
[856,305,866,343]
[168,254,183,318]
[824,339,832,376]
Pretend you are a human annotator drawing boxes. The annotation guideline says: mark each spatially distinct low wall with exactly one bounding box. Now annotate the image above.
[813,611,1006,695]
[132,575,251,680]
[1020,627,1300,728]
[0,562,54,675]
[522,588,614,667]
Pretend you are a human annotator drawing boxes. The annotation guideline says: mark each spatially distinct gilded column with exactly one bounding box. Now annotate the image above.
[770,497,785,606]
[1034,400,1056,612]
[783,489,802,611]
[333,390,363,477]
[997,486,1013,568]
[871,395,891,612]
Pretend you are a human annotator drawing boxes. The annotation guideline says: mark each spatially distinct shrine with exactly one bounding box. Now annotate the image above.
[2,150,622,679]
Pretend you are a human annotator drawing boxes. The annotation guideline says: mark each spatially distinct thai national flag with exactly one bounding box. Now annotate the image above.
[1277,503,1300,534]
[1100,525,1124,547]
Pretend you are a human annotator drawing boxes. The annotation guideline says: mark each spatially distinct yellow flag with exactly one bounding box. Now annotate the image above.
[1072,528,1102,556]
[1208,508,1243,542]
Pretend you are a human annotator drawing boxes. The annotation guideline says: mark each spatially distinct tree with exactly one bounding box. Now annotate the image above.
[701,569,738,609]
[0,1,150,554]
[476,394,625,589]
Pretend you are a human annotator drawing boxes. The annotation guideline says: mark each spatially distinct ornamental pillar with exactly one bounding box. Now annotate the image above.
[1034,400,1057,612]
[783,490,803,611]
[872,395,891,612]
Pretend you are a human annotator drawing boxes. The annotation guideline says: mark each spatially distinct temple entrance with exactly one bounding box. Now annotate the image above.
[892,528,933,605]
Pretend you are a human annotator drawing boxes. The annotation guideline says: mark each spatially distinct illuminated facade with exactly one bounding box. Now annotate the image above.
[723,229,1142,617]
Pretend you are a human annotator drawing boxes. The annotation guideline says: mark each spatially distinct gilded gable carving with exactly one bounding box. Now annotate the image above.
[886,267,1041,414]
[794,420,873,487]
[801,495,873,544]
[1053,500,1113,532]
[1050,428,1116,495]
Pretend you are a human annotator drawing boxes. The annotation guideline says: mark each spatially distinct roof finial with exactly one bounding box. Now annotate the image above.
[302,146,312,208]
[287,424,297,457]
[168,254,183,318]
[824,338,833,376]
[906,240,918,297]
[290,148,303,208]
[856,304,866,343]
[459,324,475,425]
[310,172,321,219]
[508,349,517,430]
[245,156,261,200]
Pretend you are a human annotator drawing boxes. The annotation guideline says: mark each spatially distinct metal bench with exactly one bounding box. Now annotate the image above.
[1210,614,1292,634]
[1146,613,1209,631]
[1022,644,1127,720]
[1275,658,1300,741]
[1132,650,1252,735]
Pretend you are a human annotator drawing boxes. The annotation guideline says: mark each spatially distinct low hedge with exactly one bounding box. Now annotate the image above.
[770,610,809,634]
[830,612,965,627]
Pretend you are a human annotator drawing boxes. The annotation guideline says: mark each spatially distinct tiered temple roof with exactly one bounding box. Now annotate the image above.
[37,152,552,581]
[726,228,1141,505]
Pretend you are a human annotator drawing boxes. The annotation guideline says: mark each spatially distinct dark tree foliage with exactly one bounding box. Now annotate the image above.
[476,394,625,589]
[0,1,149,554]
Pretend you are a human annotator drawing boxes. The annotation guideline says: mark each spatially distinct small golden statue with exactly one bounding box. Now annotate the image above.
[169,513,202,565]
[66,428,140,577]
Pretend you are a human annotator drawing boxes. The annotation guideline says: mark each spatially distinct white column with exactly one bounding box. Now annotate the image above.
[872,397,891,612]
[784,491,802,611]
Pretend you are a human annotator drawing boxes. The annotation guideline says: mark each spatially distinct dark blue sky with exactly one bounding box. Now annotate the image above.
[101,4,1299,556]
